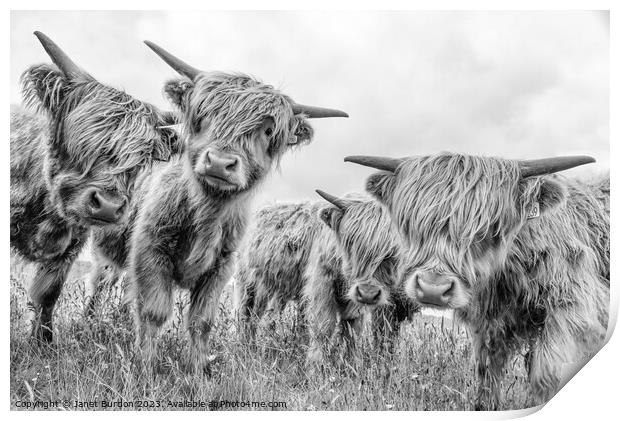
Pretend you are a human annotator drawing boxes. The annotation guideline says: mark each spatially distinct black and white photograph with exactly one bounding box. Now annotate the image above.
[7,6,614,413]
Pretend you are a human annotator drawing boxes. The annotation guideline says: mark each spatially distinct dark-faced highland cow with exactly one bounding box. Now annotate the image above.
[235,192,417,365]
[10,32,180,342]
[89,41,348,372]
[306,190,418,363]
[346,152,609,409]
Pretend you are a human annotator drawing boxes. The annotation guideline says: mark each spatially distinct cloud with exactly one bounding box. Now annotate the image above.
[10,11,608,210]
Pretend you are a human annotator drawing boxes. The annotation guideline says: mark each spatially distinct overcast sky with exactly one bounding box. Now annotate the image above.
[11,11,609,209]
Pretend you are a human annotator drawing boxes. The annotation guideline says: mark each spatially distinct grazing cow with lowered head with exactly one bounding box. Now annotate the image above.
[235,192,417,364]
[346,152,609,409]
[90,41,348,372]
[10,32,180,342]
[306,190,418,363]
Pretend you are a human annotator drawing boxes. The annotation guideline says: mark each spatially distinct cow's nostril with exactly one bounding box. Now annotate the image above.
[225,158,238,172]
[115,200,127,217]
[443,282,454,298]
[371,290,381,302]
[90,191,101,209]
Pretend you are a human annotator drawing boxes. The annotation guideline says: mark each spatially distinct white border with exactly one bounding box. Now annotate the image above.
[3,1,617,419]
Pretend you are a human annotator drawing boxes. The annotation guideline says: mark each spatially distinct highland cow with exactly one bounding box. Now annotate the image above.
[235,201,323,335]
[90,41,348,372]
[346,153,609,409]
[235,193,417,364]
[306,190,417,363]
[10,32,180,342]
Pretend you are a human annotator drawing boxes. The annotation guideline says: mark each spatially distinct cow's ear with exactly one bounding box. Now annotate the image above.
[20,64,69,115]
[153,128,184,161]
[158,111,184,158]
[290,118,314,146]
[149,111,183,161]
[366,171,396,205]
[319,206,343,232]
[163,78,194,112]
[536,177,568,215]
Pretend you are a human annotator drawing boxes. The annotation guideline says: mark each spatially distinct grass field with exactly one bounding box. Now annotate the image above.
[10,255,536,411]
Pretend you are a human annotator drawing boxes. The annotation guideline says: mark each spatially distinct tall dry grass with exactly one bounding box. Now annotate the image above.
[10,256,534,410]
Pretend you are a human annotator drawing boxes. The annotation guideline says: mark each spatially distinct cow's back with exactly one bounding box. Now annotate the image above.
[568,173,610,282]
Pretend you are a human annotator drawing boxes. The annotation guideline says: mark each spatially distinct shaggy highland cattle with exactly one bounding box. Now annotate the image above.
[235,192,417,364]
[346,152,609,409]
[10,32,180,342]
[89,41,348,372]
[235,201,323,334]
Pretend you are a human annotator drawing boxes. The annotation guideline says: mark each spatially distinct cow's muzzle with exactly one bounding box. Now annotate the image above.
[197,148,241,188]
[413,271,455,307]
[85,188,126,224]
[354,283,383,305]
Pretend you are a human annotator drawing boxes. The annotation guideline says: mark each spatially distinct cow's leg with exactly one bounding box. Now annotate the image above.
[472,333,511,411]
[294,300,308,340]
[305,298,339,365]
[340,317,363,361]
[116,270,132,318]
[235,273,255,337]
[133,265,174,369]
[259,295,283,331]
[84,252,109,318]
[525,312,604,405]
[29,260,72,343]
[252,286,270,321]
[257,296,288,355]
[187,262,233,374]
[526,337,564,404]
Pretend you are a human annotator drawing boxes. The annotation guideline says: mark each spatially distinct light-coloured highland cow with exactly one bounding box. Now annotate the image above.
[235,192,417,364]
[346,153,609,409]
[90,41,348,372]
[10,32,180,342]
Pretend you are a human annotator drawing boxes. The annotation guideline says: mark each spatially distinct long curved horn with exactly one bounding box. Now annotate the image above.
[143,40,200,80]
[315,189,352,209]
[520,156,595,178]
[344,155,405,173]
[33,31,84,78]
[292,103,348,118]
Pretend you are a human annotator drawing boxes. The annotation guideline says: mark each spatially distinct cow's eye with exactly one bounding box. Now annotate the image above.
[265,127,273,137]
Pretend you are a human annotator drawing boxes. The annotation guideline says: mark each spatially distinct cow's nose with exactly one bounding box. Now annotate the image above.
[415,271,454,307]
[355,283,382,305]
[204,150,239,179]
[87,188,126,223]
